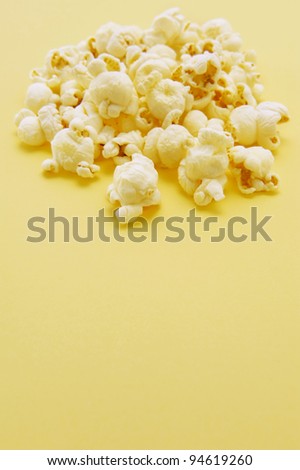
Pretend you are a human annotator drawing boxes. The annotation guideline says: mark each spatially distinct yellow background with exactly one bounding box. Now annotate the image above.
[1,0,299,450]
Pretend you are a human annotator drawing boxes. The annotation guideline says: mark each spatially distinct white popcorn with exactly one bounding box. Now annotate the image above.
[106,26,143,59]
[38,104,63,142]
[107,153,161,222]
[45,46,82,78]
[145,77,192,122]
[148,44,177,60]
[14,108,35,127]
[133,57,177,95]
[42,120,100,177]
[29,71,61,93]
[218,32,242,52]
[25,83,57,113]
[135,104,156,133]
[178,126,233,205]
[194,176,227,205]
[256,101,289,122]
[15,8,289,217]
[229,145,279,194]
[103,130,144,163]
[183,110,208,136]
[17,116,46,146]
[175,52,221,91]
[88,71,138,119]
[143,8,185,47]
[144,125,193,168]
[60,80,84,107]
[94,22,121,55]
[227,105,258,146]
[201,18,233,39]
[227,102,289,150]
[110,114,137,133]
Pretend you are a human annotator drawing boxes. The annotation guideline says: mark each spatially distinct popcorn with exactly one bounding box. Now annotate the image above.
[144,124,193,168]
[88,71,138,119]
[107,153,161,222]
[178,126,233,205]
[38,104,64,142]
[25,83,58,114]
[183,110,208,136]
[17,115,46,146]
[42,119,100,177]
[145,76,193,122]
[229,145,279,194]
[15,8,289,220]
[227,102,289,150]
[102,130,144,164]
[60,80,84,107]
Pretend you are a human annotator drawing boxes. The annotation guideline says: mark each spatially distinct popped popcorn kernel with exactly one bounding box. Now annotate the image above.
[15,8,289,221]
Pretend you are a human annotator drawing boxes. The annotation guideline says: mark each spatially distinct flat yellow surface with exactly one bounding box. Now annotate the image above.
[1,0,299,450]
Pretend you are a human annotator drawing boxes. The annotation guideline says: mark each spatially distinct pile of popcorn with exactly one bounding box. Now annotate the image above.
[15,8,289,222]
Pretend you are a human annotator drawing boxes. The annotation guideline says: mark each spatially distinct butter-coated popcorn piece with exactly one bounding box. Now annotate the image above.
[229,145,279,194]
[42,120,100,177]
[107,153,161,222]
[17,116,46,146]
